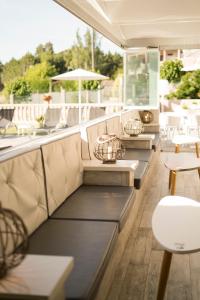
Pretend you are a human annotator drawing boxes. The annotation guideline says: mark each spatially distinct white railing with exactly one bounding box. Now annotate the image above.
[0,103,124,126]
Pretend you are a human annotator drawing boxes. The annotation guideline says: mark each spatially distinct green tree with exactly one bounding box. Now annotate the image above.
[160,59,183,83]
[62,29,122,80]
[5,78,31,97]
[25,62,56,92]
[98,52,123,79]
[82,80,100,90]
[35,42,54,64]
[53,53,67,74]
[2,58,22,83]
[64,29,101,70]
[167,70,200,99]
[20,53,35,73]
[2,53,35,85]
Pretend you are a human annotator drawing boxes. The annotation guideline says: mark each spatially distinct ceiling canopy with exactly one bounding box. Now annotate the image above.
[54,0,200,49]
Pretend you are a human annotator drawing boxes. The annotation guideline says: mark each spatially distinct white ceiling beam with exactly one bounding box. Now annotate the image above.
[126,37,200,49]
[54,0,200,49]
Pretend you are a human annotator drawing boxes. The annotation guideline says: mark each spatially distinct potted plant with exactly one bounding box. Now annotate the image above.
[35,115,44,128]
[43,94,52,105]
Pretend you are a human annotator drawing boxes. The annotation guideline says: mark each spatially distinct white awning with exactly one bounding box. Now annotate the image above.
[54,0,200,49]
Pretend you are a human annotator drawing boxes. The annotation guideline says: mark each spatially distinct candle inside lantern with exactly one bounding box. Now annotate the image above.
[107,146,112,160]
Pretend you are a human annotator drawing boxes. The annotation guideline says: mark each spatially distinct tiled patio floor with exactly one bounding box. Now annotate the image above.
[107,152,200,300]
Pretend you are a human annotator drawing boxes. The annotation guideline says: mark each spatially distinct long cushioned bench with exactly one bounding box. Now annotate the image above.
[0,129,137,300]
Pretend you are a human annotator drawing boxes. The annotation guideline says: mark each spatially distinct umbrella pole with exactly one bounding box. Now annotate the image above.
[78,80,81,124]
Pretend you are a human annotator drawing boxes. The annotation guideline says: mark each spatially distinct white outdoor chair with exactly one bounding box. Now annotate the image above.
[33,107,64,135]
[0,108,17,136]
[193,114,200,136]
[44,107,63,130]
[185,111,200,135]
[165,115,183,140]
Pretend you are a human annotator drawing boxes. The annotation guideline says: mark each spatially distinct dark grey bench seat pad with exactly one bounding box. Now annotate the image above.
[134,161,149,189]
[27,219,118,300]
[51,185,136,231]
[122,148,153,162]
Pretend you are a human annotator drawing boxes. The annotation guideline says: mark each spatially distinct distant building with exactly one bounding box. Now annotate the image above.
[160,49,183,61]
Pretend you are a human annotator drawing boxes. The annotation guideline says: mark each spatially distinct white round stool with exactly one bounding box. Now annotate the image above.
[164,153,200,195]
[152,195,200,300]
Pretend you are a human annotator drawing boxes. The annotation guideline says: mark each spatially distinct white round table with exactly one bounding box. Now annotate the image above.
[152,195,200,300]
[164,153,200,195]
[172,135,200,157]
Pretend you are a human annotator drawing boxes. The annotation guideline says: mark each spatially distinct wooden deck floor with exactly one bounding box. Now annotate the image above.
[107,151,200,300]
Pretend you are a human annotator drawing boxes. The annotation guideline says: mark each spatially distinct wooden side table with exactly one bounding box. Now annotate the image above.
[164,153,200,195]
[120,134,155,149]
[172,135,200,157]
[0,255,74,300]
[152,195,200,300]
[83,159,138,186]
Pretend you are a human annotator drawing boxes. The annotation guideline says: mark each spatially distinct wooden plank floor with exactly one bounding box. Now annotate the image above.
[107,151,200,300]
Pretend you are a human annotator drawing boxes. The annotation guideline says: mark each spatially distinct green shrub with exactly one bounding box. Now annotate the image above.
[160,59,183,83]
[5,78,32,96]
[168,70,200,99]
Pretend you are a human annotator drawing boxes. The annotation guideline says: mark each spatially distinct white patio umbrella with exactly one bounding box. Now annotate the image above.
[52,68,109,123]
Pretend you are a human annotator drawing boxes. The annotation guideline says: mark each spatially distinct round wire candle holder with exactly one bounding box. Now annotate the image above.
[124,118,144,136]
[94,134,125,163]
[0,203,29,278]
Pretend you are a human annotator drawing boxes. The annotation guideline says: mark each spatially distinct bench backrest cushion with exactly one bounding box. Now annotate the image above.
[42,132,83,215]
[121,109,141,127]
[81,120,107,160]
[106,115,121,137]
[0,149,47,234]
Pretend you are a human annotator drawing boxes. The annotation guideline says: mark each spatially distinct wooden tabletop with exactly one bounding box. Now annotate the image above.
[152,196,200,254]
[164,153,200,171]
[172,135,200,145]
[120,134,155,141]
[83,159,139,172]
[0,255,74,300]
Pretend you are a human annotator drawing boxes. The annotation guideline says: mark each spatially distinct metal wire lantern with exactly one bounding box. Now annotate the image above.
[0,203,28,278]
[140,110,154,124]
[124,118,144,136]
[94,134,125,163]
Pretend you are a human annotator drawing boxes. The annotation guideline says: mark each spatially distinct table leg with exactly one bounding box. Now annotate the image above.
[157,250,172,300]
[170,171,176,195]
[195,143,199,158]
[175,144,180,153]
[168,170,172,190]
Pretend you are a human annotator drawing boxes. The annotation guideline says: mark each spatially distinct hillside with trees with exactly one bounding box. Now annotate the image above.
[0,29,123,100]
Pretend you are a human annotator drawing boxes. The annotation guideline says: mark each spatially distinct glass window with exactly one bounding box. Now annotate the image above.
[124,48,159,108]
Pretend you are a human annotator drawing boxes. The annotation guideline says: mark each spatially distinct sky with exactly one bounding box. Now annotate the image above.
[0,0,122,64]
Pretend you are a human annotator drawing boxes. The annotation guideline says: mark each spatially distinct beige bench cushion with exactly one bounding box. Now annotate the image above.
[106,115,121,137]
[42,132,83,215]
[121,110,141,124]
[0,149,47,234]
[81,120,107,160]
